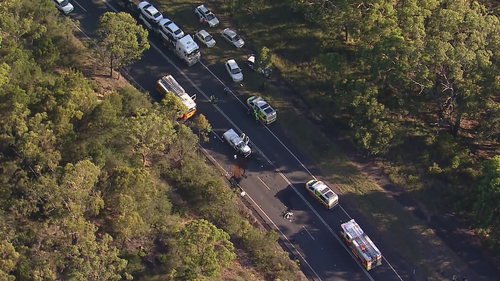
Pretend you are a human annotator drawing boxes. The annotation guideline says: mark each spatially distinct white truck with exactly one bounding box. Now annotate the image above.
[118,0,201,66]
[223,129,251,157]
[156,23,201,66]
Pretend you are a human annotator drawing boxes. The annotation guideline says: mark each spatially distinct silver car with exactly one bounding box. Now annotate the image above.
[195,30,216,48]
[195,5,219,27]
[53,0,74,15]
[221,28,244,48]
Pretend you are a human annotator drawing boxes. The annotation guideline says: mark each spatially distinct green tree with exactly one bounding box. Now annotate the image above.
[170,219,236,279]
[191,114,211,142]
[127,107,176,166]
[102,167,158,246]
[256,46,272,73]
[160,91,188,122]
[0,240,19,280]
[474,155,500,249]
[96,12,149,77]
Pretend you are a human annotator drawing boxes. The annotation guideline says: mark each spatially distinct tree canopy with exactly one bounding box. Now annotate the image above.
[96,12,150,77]
[0,1,301,280]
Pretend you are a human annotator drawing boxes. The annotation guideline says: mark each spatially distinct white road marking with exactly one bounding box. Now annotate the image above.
[200,59,317,180]
[95,2,404,280]
[72,0,87,12]
[303,226,315,241]
[257,176,271,190]
[198,146,322,281]
[211,130,224,143]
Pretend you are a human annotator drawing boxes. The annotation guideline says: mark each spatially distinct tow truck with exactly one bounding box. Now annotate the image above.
[305,179,339,209]
[340,219,382,271]
[223,129,251,157]
[246,96,277,125]
[156,75,197,120]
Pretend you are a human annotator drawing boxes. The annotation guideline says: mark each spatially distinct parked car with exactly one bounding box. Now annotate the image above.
[195,30,216,48]
[194,5,219,27]
[245,55,272,78]
[157,18,184,40]
[138,1,163,30]
[53,0,74,15]
[225,59,243,82]
[221,28,244,48]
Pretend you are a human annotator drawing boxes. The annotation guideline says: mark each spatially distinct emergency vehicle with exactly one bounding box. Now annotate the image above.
[305,179,339,209]
[340,219,382,271]
[156,75,197,119]
[246,96,277,125]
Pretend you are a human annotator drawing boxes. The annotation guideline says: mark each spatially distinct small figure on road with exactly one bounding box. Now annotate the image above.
[210,95,215,103]
[284,211,293,220]
[452,275,457,281]
[224,86,229,95]
[253,109,259,123]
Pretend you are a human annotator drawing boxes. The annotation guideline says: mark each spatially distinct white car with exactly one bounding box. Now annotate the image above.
[221,28,244,48]
[225,59,243,82]
[195,30,216,48]
[157,18,184,40]
[194,5,219,27]
[138,1,163,30]
[53,0,74,15]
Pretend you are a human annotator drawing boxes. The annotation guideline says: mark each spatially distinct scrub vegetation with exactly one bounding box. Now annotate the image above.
[0,0,302,280]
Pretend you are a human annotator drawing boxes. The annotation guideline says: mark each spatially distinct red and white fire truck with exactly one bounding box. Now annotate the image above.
[340,219,382,271]
[157,75,197,120]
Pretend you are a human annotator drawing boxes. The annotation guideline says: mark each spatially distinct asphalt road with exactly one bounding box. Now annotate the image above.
[69,1,412,280]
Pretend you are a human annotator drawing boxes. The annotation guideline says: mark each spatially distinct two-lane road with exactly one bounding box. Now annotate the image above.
[69,1,410,280]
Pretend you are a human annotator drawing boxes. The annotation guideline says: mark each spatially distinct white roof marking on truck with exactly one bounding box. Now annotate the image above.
[158,75,196,110]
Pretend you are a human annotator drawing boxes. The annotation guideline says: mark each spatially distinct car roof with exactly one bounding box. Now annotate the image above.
[166,22,181,31]
[226,59,238,68]
[142,3,161,17]
[197,5,209,13]
[138,1,150,9]
[311,181,335,195]
[223,28,237,37]
[198,29,210,37]
[159,18,173,25]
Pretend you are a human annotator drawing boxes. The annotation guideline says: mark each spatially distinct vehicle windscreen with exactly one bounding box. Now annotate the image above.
[57,0,69,5]
[231,68,241,74]
[205,35,213,42]
[232,35,241,42]
[207,14,215,20]
[187,48,200,57]
[174,29,182,35]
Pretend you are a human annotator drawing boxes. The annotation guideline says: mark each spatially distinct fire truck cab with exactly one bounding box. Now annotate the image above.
[340,219,382,271]
[157,75,197,120]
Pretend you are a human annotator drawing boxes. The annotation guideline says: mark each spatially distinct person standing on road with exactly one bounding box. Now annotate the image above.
[253,109,259,123]
[224,86,229,95]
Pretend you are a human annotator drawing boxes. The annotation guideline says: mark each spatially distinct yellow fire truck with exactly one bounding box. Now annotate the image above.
[157,75,197,120]
[340,219,382,271]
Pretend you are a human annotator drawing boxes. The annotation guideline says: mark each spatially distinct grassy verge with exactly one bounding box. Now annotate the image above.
[155,0,477,279]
